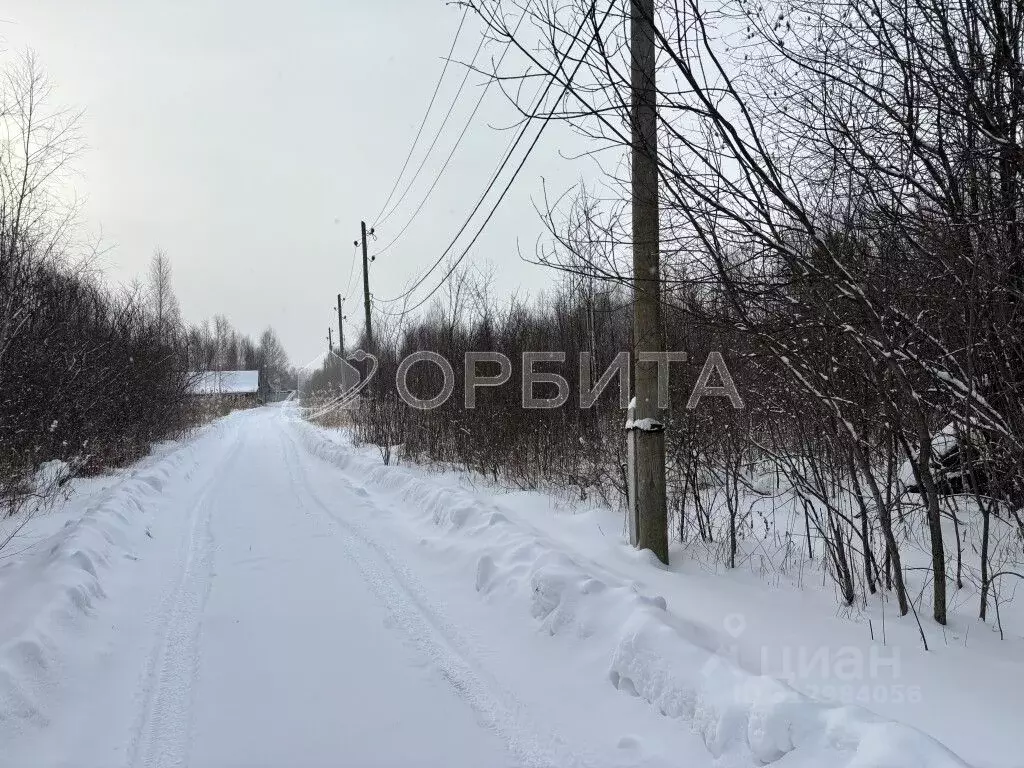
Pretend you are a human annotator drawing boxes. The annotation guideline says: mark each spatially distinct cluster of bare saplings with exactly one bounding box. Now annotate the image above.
[0,54,194,533]
[0,52,293,537]
[345,0,1024,631]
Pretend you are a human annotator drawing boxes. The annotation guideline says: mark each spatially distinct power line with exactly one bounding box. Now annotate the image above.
[342,242,359,303]
[374,32,488,232]
[370,5,469,227]
[371,15,528,261]
[379,3,607,319]
[378,76,557,305]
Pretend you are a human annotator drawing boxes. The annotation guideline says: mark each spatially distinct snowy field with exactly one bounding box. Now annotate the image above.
[0,404,1014,767]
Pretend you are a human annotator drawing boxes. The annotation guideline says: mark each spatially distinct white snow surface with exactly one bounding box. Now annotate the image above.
[0,406,988,767]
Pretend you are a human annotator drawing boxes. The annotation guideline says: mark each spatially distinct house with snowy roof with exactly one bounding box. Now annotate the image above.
[187,370,262,408]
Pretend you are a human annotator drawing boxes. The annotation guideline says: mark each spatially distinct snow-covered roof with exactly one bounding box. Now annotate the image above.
[188,370,260,395]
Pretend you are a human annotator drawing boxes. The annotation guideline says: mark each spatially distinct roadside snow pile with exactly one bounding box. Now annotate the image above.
[295,420,969,768]
[0,422,220,731]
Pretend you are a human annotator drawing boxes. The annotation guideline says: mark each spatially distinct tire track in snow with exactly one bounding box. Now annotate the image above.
[124,424,245,768]
[277,423,606,768]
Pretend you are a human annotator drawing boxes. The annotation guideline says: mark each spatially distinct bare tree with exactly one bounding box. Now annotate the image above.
[148,248,181,342]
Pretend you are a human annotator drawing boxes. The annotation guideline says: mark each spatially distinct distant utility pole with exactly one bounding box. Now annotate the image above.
[336,294,346,356]
[627,0,669,564]
[327,327,333,355]
[359,221,374,349]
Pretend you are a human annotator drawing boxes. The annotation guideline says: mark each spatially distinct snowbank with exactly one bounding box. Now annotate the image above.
[294,419,970,768]
[0,420,227,732]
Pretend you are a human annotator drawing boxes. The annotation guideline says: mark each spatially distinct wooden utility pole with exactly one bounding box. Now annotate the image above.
[327,327,334,355]
[360,221,373,348]
[336,293,346,356]
[627,0,669,564]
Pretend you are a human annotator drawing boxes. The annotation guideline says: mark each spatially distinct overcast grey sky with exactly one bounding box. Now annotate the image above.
[2,1,596,364]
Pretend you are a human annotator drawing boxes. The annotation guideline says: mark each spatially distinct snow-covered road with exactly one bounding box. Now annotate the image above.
[132,409,517,768]
[0,406,977,768]
[2,408,713,768]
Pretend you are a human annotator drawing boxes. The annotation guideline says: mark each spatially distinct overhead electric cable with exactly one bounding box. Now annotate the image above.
[370,5,470,226]
[371,14,529,260]
[375,33,488,231]
[379,4,607,318]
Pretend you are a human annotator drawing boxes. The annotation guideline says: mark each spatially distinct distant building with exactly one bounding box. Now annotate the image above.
[187,370,262,408]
